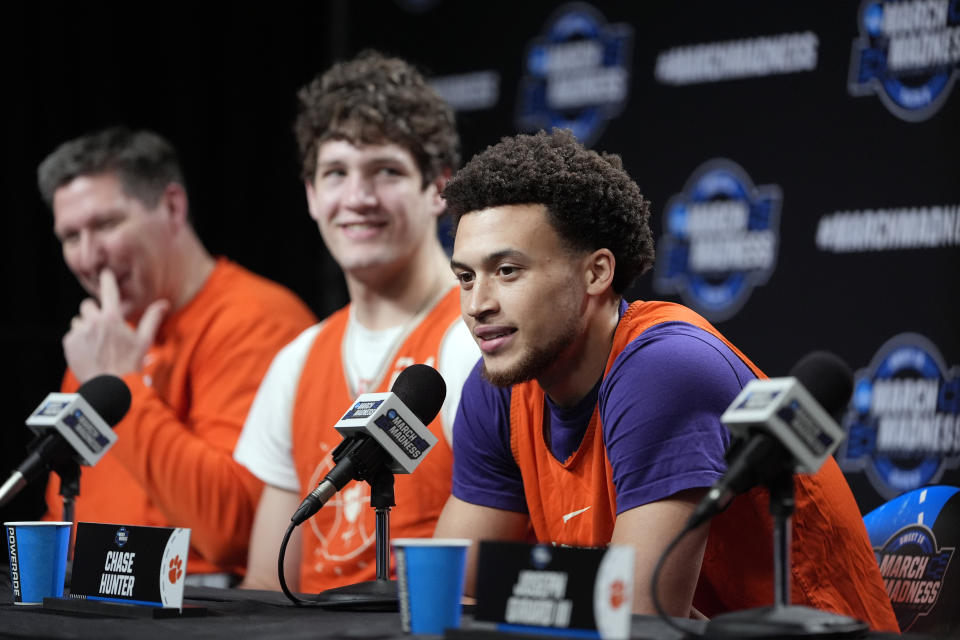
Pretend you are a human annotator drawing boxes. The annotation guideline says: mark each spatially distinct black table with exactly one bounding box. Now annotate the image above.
[0,573,915,640]
[0,572,706,640]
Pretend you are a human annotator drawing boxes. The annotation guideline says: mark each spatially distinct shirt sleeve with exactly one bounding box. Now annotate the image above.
[450,361,528,513]
[234,324,323,492]
[100,295,317,569]
[600,323,756,514]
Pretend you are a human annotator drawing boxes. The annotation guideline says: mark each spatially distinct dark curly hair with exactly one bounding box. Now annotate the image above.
[444,129,654,293]
[37,127,185,209]
[294,51,460,187]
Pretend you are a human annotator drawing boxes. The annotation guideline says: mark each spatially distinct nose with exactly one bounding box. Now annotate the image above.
[464,275,499,321]
[342,173,378,210]
[72,230,106,279]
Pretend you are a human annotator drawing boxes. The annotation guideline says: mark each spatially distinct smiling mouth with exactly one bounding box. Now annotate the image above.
[340,220,387,229]
[475,327,517,353]
[479,328,515,340]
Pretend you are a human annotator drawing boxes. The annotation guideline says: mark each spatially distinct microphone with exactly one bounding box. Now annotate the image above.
[290,364,446,526]
[0,375,132,507]
[686,351,853,530]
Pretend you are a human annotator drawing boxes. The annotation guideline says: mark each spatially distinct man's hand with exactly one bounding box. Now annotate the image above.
[63,269,168,383]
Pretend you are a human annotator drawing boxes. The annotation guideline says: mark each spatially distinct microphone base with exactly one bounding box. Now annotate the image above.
[311,578,398,611]
[704,605,869,639]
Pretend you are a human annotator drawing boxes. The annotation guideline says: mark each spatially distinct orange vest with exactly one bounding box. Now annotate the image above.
[510,300,898,631]
[291,289,461,593]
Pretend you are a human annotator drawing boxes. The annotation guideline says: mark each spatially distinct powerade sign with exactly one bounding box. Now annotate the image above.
[516,2,633,146]
[839,333,960,498]
[7,526,20,598]
[848,0,960,121]
[653,159,781,322]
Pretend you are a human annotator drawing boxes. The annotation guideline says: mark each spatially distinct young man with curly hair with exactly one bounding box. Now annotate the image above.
[235,52,478,593]
[435,129,897,630]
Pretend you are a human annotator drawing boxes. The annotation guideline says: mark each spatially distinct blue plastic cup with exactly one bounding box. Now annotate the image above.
[4,521,72,605]
[393,538,470,634]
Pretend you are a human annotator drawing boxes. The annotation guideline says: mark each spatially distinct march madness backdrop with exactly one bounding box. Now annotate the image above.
[3,0,957,606]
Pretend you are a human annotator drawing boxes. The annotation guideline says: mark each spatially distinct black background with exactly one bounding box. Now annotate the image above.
[2,1,957,522]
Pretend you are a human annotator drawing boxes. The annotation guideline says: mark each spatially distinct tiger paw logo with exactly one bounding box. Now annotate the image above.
[609,579,626,609]
[168,555,183,584]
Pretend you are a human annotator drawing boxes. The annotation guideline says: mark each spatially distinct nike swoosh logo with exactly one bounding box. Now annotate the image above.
[562,506,591,523]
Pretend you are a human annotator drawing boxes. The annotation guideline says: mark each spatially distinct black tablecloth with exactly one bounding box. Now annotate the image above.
[0,569,916,640]
[0,569,706,640]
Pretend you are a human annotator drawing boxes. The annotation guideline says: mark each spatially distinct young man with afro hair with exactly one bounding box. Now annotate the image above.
[435,129,897,630]
[235,52,478,593]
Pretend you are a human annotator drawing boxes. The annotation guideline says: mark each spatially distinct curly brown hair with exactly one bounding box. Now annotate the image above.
[294,51,459,187]
[443,129,654,293]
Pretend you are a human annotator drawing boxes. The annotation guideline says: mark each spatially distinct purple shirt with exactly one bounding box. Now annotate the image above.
[451,317,757,515]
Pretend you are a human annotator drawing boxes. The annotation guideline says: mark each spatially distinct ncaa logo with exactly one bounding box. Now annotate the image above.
[653,159,781,322]
[516,2,633,146]
[115,526,129,547]
[530,545,552,569]
[848,0,960,121]
[839,333,960,498]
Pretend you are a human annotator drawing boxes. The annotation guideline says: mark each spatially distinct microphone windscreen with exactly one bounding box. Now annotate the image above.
[789,351,853,421]
[391,364,447,426]
[76,374,133,426]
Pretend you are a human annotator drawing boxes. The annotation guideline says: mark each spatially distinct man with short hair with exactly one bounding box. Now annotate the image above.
[435,129,898,630]
[38,127,316,581]
[235,52,478,593]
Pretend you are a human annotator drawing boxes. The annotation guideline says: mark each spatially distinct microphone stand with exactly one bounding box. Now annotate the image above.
[313,467,399,610]
[54,461,80,525]
[53,460,80,563]
[705,470,869,638]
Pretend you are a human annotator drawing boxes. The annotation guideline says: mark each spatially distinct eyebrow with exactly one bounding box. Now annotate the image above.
[54,209,124,239]
[450,249,529,272]
[317,155,409,167]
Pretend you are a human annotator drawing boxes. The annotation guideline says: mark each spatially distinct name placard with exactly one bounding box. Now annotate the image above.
[69,523,190,609]
[474,541,633,640]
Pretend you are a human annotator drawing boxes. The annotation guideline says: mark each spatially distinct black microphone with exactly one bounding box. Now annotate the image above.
[0,375,132,507]
[686,351,853,530]
[290,364,447,526]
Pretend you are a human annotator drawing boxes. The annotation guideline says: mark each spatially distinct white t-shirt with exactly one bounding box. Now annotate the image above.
[234,311,479,492]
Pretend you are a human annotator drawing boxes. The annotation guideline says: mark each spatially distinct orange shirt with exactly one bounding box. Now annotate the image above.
[291,289,461,593]
[510,301,898,631]
[46,258,316,575]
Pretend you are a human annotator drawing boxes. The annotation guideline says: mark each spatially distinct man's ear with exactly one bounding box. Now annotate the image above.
[162,183,190,231]
[428,168,453,219]
[584,248,616,296]
[304,178,320,222]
